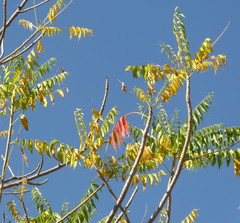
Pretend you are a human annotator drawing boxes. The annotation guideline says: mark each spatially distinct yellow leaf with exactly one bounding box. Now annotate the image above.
[31,50,39,59]
[234,159,240,176]
[125,66,131,72]
[56,89,64,97]
[37,41,44,53]
[92,109,103,121]
[20,114,29,131]
[49,94,54,106]
[24,68,33,83]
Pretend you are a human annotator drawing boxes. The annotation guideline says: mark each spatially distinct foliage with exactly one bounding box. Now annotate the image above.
[0,2,239,223]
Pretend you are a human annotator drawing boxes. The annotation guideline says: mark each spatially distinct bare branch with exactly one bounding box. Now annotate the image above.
[20,0,51,13]
[147,74,193,223]
[56,183,104,223]
[0,0,29,35]
[3,163,66,190]
[106,107,152,222]
[0,99,14,201]
[166,195,172,223]
[80,77,109,154]
[96,168,130,223]
[99,77,109,116]
[20,197,30,223]
[27,179,48,186]
[0,31,43,65]
[0,0,7,58]
[3,189,29,195]
[1,155,15,177]
[212,21,230,46]
[3,160,42,184]
[114,186,139,223]
[166,156,176,223]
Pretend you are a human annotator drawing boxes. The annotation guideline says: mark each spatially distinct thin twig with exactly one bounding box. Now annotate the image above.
[166,156,176,223]
[20,0,51,13]
[0,0,29,35]
[3,189,29,195]
[0,0,75,65]
[0,99,14,202]
[1,155,15,177]
[114,186,139,223]
[106,107,152,222]
[95,168,130,223]
[141,205,148,223]
[0,0,7,58]
[0,31,43,65]
[80,77,109,154]
[147,74,193,223]
[20,196,30,223]
[27,179,48,186]
[212,21,230,46]
[3,163,66,189]
[56,183,104,223]
[3,161,41,184]
[99,77,109,116]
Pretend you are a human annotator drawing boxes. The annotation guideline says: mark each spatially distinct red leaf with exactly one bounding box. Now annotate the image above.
[121,115,129,136]
[109,115,130,151]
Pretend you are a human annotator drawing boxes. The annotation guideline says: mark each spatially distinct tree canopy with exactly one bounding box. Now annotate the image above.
[0,1,239,222]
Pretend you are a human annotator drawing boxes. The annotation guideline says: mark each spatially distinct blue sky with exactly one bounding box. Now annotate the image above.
[2,0,240,222]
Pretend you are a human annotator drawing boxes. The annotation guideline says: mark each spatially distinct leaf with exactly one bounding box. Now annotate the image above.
[121,81,127,93]
[234,159,240,176]
[181,209,199,223]
[19,19,35,30]
[56,89,64,97]
[92,109,103,121]
[37,41,44,53]
[109,115,129,151]
[20,114,29,131]
[69,26,93,39]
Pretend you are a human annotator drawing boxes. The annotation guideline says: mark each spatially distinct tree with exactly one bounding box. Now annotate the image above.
[0,1,239,223]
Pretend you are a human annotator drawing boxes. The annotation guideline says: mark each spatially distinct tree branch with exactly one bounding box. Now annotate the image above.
[56,183,104,223]
[99,77,109,116]
[105,107,152,222]
[2,159,42,184]
[0,0,29,35]
[96,168,130,223]
[212,21,230,46]
[3,163,66,190]
[114,186,139,223]
[147,74,193,223]
[20,0,51,13]
[0,99,14,202]
[0,0,7,58]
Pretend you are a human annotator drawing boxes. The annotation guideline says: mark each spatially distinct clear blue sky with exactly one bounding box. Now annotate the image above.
[2,0,240,222]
